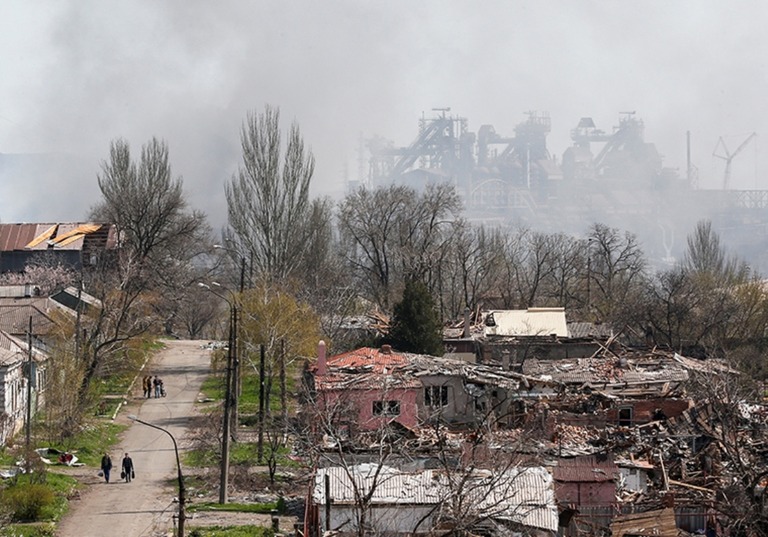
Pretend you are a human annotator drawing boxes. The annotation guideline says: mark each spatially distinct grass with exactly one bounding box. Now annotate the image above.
[0,523,56,537]
[184,441,301,470]
[188,526,274,537]
[187,501,279,513]
[52,421,126,468]
[199,348,301,418]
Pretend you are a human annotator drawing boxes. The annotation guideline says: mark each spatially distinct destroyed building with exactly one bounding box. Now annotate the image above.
[303,325,768,536]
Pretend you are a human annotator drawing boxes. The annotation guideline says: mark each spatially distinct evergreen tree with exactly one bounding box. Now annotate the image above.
[389,280,444,356]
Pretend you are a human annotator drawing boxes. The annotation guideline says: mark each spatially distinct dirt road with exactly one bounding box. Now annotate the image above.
[56,340,211,537]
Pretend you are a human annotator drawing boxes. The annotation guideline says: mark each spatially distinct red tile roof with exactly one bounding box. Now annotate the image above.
[314,346,421,391]
[326,346,409,371]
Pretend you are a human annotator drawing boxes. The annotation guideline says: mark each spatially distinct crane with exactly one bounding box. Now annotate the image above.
[713,132,756,190]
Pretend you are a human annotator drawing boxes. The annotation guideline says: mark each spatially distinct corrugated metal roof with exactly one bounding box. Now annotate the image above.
[313,465,558,532]
[0,222,110,252]
[484,308,568,337]
[552,455,619,482]
[567,321,615,339]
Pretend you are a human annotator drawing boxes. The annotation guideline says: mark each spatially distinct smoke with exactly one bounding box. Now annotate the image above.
[0,0,766,231]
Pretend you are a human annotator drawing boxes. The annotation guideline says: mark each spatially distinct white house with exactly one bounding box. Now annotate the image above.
[0,331,47,445]
[308,464,558,536]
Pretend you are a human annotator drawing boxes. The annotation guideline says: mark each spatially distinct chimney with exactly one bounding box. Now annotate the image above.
[380,344,392,355]
[463,307,471,338]
[317,340,327,376]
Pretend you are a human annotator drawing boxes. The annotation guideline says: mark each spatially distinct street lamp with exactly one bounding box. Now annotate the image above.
[198,282,235,504]
[127,415,186,537]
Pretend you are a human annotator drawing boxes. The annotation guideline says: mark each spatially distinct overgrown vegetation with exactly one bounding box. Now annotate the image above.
[187,501,281,514]
[188,526,274,537]
[0,472,78,527]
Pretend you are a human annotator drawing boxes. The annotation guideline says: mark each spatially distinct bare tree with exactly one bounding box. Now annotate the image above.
[225,105,322,282]
[78,137,209,401]
[338,184,461,310]
[93,137,207,269]
[588,223,647,323]
[439,223,505,318]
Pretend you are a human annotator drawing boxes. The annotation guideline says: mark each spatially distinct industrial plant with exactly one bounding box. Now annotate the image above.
[358,109,768,269]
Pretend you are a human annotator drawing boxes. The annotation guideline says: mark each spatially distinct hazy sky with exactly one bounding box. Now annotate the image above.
[1,1,766,229]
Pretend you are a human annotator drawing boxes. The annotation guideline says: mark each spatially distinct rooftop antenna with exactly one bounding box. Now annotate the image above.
[713,132,756,190]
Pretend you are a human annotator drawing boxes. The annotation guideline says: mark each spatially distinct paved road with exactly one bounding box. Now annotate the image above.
[56,340,211,537]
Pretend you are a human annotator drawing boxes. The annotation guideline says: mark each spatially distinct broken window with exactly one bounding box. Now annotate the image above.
[425,386,449,407]
[373,400,401,416]
[618,406,633,427]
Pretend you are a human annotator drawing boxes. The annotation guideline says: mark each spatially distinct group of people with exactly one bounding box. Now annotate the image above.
[99,452,134,483]
[142,375,165,398]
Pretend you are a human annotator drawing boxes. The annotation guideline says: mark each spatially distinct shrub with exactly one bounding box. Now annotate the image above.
[1,483,55,522]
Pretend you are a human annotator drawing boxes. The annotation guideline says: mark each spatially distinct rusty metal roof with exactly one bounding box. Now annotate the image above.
[552,455,619,482]
[0,222,116,252]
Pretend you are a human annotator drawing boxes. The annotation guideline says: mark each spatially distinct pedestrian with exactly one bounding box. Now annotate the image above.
[159,378,165,397]
[143,376,151,398]
[153,376,161,398]
[121,452,134,483]
[100,452,113,483]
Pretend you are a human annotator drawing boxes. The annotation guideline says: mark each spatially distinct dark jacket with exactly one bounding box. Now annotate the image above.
[101,455,112,470]
[122,456,134,472]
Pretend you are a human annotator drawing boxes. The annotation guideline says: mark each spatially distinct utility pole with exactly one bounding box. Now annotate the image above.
[231,257,246,440]
[219,306,235,504]
[257,344,265,464]
[25,316,33,475]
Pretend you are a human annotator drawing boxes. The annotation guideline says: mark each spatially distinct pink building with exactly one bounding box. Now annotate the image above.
[312,343,420,431]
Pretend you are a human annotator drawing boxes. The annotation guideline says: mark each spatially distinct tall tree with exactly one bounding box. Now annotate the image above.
[80,137,209,402]
[685,219,748,283]
[225,105,322,282]
[389,279,444,356]
[93,137,208,270]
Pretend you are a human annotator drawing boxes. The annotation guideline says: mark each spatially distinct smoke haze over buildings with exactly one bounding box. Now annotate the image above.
[1,1,767,253]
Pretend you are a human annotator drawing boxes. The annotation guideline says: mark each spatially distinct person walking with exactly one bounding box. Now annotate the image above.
[100,452,113,483]
[142,376,150,398]
[153,376,161,398]
[121,453,134,483]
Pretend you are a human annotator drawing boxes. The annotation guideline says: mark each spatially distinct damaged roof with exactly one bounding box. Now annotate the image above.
[0,222,116,252]
[314,346,423,391]
[552,455,619,483]
[522,355,690,387]
[313,464,558,533]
